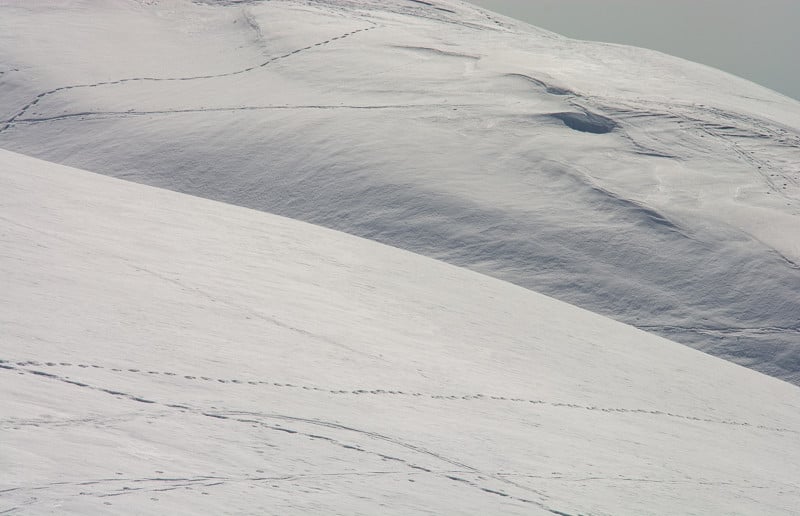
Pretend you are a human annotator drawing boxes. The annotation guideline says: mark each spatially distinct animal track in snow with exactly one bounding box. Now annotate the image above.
[2,358,795,434]
[0,360,560,511]
[0,24,377,133]
[10,103,482,126]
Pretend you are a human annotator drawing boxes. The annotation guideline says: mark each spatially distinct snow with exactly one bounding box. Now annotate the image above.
[2,148,800,514]
[1,0,799,383]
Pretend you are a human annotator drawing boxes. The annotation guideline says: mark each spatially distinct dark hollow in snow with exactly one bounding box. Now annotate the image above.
[550,111,618,134]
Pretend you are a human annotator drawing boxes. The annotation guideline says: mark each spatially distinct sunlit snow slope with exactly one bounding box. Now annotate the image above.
[2,149,800,515]
[1,0,799,383]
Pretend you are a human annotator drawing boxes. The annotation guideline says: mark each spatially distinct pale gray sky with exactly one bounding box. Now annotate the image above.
[469,0,800,101]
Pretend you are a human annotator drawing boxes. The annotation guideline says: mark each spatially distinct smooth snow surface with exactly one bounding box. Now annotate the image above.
[2,149,800,515]
[0,2,798,386]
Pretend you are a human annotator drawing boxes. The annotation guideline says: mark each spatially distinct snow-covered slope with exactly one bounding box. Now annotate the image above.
[2,149,800,515]
[0,0,799,384]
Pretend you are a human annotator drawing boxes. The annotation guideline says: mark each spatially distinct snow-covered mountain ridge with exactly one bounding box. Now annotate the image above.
[2,148,800,514]
[0,1,798,383]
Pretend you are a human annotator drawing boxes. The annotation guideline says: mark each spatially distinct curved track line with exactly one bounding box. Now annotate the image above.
[2,359,795,434]
[0,23,377,133]
[11,103,481,126]
[2,363,566,513]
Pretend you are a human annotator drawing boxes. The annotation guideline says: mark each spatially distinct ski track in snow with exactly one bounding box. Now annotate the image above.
[1,359,795,435]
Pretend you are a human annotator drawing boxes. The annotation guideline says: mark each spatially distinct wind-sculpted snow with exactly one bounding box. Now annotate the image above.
[0,0,799,387]
[548,111,618,134]
[2,150,800,515]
